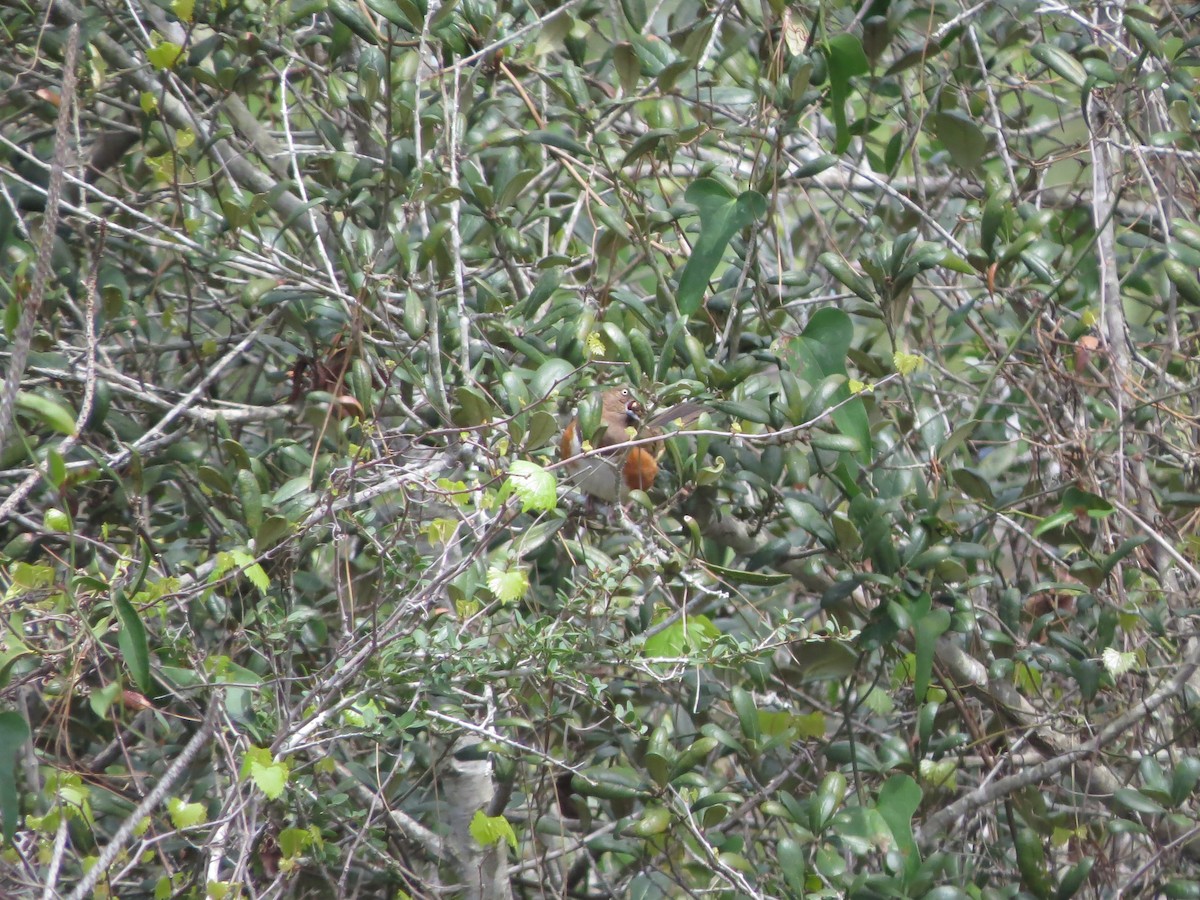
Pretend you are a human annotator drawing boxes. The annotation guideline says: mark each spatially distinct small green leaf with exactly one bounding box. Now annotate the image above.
[1056,857,1095,900]
[893,351,923,375]
[1060,485,1113,518]
[114,591,151,693]
[524,130,591,158]
[470,809,518,850]
[240,746,290,800]
[487,566,529,604]
[146,39,185,70]
[228,549,270,595]
[167,797,208,829]
[278,826,315,860]
[43,508,71,532]
[1102,647,1137,676]
[628,806,671,836]
[704,561,790,585]
[1170,758,1200,807]
[777,837,807,894]
[1030,43,1087,87]
[817,252,875,302]
[87,681,121,720]
[508,460,557,511]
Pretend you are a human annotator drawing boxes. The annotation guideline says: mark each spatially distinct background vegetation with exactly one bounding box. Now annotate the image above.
[3,0,1200,896]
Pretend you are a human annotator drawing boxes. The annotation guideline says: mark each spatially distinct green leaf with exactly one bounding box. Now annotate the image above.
[913,599,951,702]
[1171,758,1200,807]
[329,0,381,44]
[114,591,151,693]
[790,309,871,458]
[1056,857,1094,900]
[777,837,807,894]
[486,566,529,604]
[1113,786,1165,815]
[876,774,922,881]
[643,615,720,656]
[1030,43,1087,87]
[15,391,76,435]
[361,0,417,27]
[817,252,875,302]
[240,746,290,800]
[794,710,826,738]
[167,797,208,829]
[822,33,869,153]
[470,809,518,849]
[730,687,760,742]
[704,561,790,585]
[278,827,315,861]
[146,39,185,70]
[507,460,557,511]
[614,42,640,94]
[228,549,270,595]
[523,130,591,158]
[43,508,71,532]
[90,681,122,721]
[628,805,671,836]
[932,110,988,171]
[813,771,847,830]
[0,711,30,843]
[676,179,768,316]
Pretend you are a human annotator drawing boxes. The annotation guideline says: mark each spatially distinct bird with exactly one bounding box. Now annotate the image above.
[559,387,705,502]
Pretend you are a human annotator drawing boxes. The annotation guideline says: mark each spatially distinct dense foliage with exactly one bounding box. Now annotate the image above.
[4,0,1200,896]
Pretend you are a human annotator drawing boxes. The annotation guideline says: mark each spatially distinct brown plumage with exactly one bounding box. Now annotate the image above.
[560,388,704,501]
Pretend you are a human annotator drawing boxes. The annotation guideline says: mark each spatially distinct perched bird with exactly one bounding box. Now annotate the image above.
[560,387,704,502]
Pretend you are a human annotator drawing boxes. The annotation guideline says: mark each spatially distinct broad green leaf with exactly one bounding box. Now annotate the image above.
[818,252,875,302]
[0,712,30,843]
[1060,485,1113,518]
[876,775,922,881]
[523,130,590,158]
[822,33,869,152]
[932,111,988,171]
[790,308,871,459]
[643,615,720,657]
[676,179,768,316]
[777,837,807,895]
[89,680,122,719]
